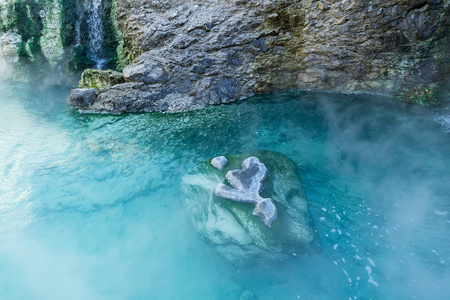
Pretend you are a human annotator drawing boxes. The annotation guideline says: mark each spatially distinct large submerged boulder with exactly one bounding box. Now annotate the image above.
[181,150,320,266]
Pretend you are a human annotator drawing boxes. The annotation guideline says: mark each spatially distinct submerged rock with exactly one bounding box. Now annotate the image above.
[181,150,320,266]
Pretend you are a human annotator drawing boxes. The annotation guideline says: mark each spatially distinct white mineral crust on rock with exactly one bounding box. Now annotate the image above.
[211,156,228,170]
[214,157,277,226]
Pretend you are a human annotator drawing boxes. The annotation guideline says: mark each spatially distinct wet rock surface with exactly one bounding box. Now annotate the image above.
[68,88,98,109]
[68,0,449,113]
[181,150,320,266]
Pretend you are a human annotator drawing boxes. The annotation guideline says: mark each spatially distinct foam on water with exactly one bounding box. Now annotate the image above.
[0,86,449,299]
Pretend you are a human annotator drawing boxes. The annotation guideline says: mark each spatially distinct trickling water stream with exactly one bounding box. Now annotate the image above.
[75,13,83,46]
[87,0,106,69]
[75,0,106,69]
[0,85,449,299]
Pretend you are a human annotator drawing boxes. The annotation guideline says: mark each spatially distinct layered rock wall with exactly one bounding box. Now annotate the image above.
[71,0,449,113]
[290,0,449,104]
[1,0,447,108]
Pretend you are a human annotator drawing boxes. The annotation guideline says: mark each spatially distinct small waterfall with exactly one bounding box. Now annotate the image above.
[75,0,106,70]
[75,13,83,46]
[86,0,105,69]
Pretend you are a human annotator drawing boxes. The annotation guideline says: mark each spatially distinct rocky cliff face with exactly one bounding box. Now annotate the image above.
[70,0,449,113]
[2,1,448,110]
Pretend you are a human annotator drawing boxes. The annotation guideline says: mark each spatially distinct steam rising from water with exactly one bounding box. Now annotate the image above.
[0,86,449,299]
[0,57,12,81]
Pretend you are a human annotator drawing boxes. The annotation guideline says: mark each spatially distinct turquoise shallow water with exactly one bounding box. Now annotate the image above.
[0,84,449,300]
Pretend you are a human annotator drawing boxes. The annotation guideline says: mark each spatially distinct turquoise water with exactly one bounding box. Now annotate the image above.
[1,85,449,300]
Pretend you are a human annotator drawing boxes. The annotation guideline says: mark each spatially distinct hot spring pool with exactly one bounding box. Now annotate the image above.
[0,84,449,299]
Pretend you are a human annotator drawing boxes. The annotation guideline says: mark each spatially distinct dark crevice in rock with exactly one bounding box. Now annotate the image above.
[409,1,430,12]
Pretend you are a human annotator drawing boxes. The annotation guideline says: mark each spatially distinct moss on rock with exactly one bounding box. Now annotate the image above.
[78,68,124,89]
[0,0,123,81]
[40,0,65,67]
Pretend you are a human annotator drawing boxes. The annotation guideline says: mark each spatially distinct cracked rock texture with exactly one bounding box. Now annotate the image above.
[71,0,449,113]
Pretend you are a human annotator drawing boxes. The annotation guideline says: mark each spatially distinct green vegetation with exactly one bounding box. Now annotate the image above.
[78,68,124,89]
[60,0,77,47]
[0,0,46,65]
[0,0,123,80]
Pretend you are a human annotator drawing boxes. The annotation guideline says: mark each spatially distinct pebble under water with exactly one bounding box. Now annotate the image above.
[0,84,449,300]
